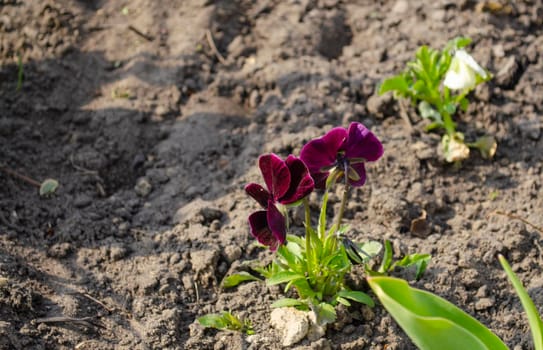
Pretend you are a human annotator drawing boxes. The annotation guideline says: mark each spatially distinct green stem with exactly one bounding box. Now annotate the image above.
[335,183,350,232]
[303,198,313,275]
[441,109,455,136]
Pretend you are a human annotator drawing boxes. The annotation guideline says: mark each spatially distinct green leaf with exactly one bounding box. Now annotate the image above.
[443,102,457,115]
[221,272,262,288]
[379,76,409,95]
[459,97,469,112]
[337,290,374,307]
[360,241,383,258]
[390,253,431,280]
[418,101,442,123]
[424,121,444,132]
[316,302,337,324]
[499,255,543,350]
[367,276,508,350]
[39,178,59,196]
[379,240,393,273]
[266,271,305,286]
[271,298,306,308]
[336,296,351,306]
[198,314,228,329]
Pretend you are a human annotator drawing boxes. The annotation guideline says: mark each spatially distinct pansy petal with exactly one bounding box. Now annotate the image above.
[248,210,279,251]
[244,183,270,208]
[348,163,367,187]
[300,127,347,189]
[300,127,347,172]
[279,156,314,204]
[267,201,286,246]
[259,154,291,201]
[343,122,384,162]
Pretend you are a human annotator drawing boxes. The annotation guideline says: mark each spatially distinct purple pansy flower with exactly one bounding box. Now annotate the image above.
[300,122,384,189]
[245,154,314,251]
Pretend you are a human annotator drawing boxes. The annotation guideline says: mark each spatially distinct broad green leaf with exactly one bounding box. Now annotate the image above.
[499,255,543,350]
[40,178,59,196]
[367,276,508,350]
[379,76,409,95]
[337,290,374,307]
[271,298,306,308]
[266,271,305,286]
[221,272,262,288]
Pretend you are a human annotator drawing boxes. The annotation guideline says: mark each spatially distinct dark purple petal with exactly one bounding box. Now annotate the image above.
[245,183,270,208]
[300,127,347,189]
[267,201,286,247]
[347,163,367,187]
[279,155,314,204]
[248,210,280,251]
[259,154,291,201]
[343,122,384,162]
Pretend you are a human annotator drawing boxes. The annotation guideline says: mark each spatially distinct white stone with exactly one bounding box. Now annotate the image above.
[270,307,309,347]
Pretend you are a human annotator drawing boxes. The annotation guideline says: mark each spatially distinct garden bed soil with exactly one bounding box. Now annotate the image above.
[1,0,542,349]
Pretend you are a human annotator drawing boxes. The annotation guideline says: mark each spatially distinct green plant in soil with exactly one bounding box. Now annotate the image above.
[379,36,494,164]
[199,123,431,335]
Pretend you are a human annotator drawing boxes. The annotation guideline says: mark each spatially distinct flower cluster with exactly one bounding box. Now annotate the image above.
[245,122,383,251]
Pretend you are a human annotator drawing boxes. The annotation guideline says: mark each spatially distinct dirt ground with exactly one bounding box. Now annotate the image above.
[0,0,542,349]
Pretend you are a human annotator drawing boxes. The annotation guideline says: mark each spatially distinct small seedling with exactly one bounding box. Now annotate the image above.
[197,311,254,335]
[379,36,494,164]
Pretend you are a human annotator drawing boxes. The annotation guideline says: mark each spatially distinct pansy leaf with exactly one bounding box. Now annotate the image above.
[337,290,374,307]
[271,298,307,308]
[266,271,305,286]
[336,297,351,306]
[316,302,336,324]
[221,272,262,288]
[379,76,409,95]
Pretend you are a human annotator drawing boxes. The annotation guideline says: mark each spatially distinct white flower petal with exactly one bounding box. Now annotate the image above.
[455,50,488,79]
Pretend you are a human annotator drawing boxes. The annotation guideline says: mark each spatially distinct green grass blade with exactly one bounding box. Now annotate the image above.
[367,276,509,350]
[499,255,543,350]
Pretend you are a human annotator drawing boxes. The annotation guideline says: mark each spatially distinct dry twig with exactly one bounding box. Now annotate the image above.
[205,29,227,65]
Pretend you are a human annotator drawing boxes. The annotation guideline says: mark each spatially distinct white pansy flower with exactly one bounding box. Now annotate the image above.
[443,50,488,90]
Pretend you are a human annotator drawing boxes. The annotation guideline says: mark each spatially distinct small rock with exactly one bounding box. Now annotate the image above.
[366,93,394,118]
[47,243,73,258]
[249,90,260,108]
[73,194,92,208]
[109,245,129,261]
[134,177,152,197]
[223,245,242,264]
[495,56,523,89]
[475,297,495,310]
[190,248,220,272]
[270,307,309,347]
[392,0,409,13]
